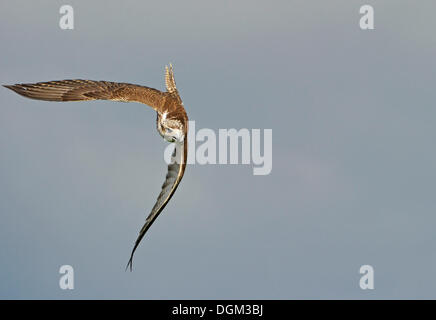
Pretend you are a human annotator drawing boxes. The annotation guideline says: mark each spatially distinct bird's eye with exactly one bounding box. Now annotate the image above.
[166,128,173,133]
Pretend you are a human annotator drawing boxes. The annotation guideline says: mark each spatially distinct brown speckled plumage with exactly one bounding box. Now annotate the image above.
[4,64,188,271]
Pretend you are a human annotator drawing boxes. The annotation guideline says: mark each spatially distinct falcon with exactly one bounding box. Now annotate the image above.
[3,64,188,271]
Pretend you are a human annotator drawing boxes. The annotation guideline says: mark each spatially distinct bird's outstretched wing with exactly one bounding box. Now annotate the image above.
[126,137,187,271]
[3,80,166,111]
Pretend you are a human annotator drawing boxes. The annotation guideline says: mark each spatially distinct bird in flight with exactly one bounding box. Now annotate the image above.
[4,64,188,271]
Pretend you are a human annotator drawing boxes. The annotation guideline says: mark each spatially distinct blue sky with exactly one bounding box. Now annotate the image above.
[1,0,436,299]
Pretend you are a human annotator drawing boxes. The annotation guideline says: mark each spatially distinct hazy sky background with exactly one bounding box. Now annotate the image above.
[1,0,436,299]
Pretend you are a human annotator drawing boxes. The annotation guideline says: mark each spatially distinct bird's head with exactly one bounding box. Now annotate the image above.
[157,113,184,143]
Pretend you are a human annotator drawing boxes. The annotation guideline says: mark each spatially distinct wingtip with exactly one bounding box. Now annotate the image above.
[125,257,133,272]
[3,84,22,94]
